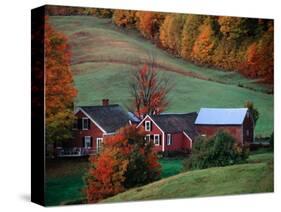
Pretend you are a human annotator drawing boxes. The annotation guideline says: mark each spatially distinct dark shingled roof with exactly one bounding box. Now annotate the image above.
[78,105,131,133]
[151,112,199,140]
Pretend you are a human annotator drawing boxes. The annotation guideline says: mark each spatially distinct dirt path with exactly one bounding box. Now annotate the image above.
[71,58,272,94]
[72,58,211,81]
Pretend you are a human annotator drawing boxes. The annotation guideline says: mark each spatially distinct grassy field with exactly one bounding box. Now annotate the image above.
[160,158,184,178]
[103,153,273,203]
[45,158,89,206]
[45,157,184,206]
[45,152,273,205]
[49,16,273,137]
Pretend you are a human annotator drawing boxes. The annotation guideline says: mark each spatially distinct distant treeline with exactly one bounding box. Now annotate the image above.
[47,6,274,83]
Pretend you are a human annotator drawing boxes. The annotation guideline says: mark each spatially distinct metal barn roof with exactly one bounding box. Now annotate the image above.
[195,108,248,125]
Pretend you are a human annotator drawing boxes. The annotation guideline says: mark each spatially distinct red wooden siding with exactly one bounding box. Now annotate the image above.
[137,116,193,152]
[138,116,164,152]
[165,132,182,151]
[196,125,243,144]
[164,132,192,151]
[182,133,192,149]
[73,111,104,151]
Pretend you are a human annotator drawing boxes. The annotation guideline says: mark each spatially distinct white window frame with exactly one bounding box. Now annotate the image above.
[154,134,160,146]
[84,136,91,149]
[167,134,172,146]
[82,117,89,130]
[96,137,103,152]
[145,121,151,131]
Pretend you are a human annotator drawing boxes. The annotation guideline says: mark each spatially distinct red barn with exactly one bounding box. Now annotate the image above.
[56,99,132,157]
[136,113,199,153]
[195,108,254,144]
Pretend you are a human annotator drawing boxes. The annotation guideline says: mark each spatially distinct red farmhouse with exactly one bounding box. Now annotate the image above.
[57,99,133,157]
[136,113,198,153]
[195,108,254,144]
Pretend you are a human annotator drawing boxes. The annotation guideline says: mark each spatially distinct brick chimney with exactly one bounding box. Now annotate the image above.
[102,99,109,106]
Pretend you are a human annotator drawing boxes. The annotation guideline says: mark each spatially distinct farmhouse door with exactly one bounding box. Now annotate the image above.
[96,137,103,153]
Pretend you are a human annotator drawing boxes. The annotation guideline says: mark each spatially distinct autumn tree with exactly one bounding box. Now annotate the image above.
[91,8,113,18]
[159,15,173,49]
[191,18,217,65]
[159,14,185,54]
[112,10,137,28]
[45,18,77,154]
[135,11,155,39]
[85,125,160,203]
[244,101,259,126]
[129,56,172,118]
[218,17,260,42]
[241,22,273,82]
[115,11,165,42]
[180,15,205,59]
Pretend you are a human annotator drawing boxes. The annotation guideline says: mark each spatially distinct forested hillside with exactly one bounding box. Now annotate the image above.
[47,6,274,83]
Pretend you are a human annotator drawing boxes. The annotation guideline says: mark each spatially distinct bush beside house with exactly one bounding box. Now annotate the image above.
[183,131,249,170]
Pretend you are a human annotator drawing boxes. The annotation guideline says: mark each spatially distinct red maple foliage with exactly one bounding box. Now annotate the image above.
[85,125,160,203]
[129,59,172,118]
[45,17,77,146]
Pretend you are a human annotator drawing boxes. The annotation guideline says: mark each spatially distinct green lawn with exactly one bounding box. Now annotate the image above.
[49,16,273,137]
[45,157,183,206]
[45,158,88,206]
[103,153,273,203]
[159,158,183,178]
[45,153,273,205]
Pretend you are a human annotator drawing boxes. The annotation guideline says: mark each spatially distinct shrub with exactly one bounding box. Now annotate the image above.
[183,131,249,170]
[161,150,191,158]
[85,125,160,203]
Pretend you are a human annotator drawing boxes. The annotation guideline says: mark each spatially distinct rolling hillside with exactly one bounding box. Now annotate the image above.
[103,153,273,203]
[49,16,273,136]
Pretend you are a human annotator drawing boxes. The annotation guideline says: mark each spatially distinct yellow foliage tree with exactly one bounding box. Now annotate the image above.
[191,20,216,65]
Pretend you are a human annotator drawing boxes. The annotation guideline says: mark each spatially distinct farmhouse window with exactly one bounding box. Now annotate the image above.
[167,134,172,145]
[246,130,249,136]
[82,117,89,130]
[154,134,160,146]
[145,121,151,131]
[84,136,92,148]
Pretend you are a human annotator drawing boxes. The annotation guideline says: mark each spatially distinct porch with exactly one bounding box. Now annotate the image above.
[55,147,98,157]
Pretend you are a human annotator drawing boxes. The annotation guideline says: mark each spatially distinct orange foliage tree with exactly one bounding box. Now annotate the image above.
[180,15,205,60]
[159,14,185,54]
[85,125,160,203]
[191,19,217,65]
[45,18,77,150]
[241,24,273,82]
[135,11,155,39]
[129,57,173,118]
[112,10,137,28]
